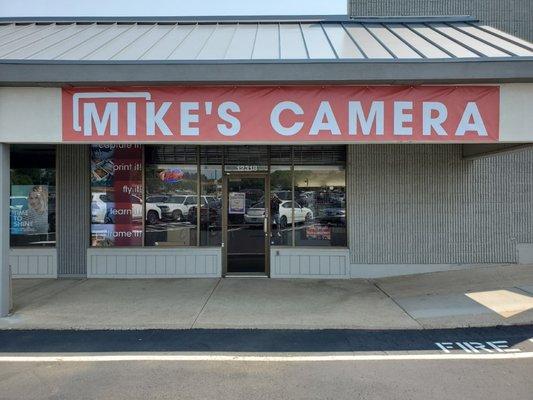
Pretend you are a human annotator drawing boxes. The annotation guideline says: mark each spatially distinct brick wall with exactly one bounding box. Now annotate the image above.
[347,145,533,264]
[349,0,533,42]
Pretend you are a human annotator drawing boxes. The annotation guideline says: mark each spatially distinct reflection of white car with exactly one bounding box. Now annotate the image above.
[91,192,164,224]
[147,194,219,221]
[146,195,189,221]
[244,200,313,227]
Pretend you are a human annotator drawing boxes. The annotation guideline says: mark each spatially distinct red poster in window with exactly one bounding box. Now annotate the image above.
[90,145,143,247]
[63,86,499,143]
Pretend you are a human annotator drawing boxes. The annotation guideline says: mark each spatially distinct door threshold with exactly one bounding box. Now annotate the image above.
[224,273,269,278]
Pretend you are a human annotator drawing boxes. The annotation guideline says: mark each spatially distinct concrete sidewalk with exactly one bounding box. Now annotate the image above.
[0,264,532,330]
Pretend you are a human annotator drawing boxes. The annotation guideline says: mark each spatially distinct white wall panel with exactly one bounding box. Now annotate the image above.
[271,247,350,278]
[9,248,57,278]
[87,248,221,278]
[0,87,61,143]
[500,84,533,142]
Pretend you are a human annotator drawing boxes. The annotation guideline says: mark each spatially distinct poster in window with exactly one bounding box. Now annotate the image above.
[10,185,50,235]
[90,144,143,246]
[229,192,246,214]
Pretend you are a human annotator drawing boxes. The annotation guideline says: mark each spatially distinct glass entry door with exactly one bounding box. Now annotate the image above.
[223,175,269,275]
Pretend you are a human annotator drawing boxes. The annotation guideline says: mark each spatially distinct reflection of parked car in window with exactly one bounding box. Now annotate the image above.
[321,207,346,226]
[146,194,188,221]
[187,196,221,223]
[144,197,167,225]
[91,192,164,225]
[244,200,313,227]
[188,202,222,227]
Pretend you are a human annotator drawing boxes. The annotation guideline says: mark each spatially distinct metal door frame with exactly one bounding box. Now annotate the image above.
[222,172,270,277]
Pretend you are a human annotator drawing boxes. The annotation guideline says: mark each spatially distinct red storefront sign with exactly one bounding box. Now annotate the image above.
[62,86,500,143]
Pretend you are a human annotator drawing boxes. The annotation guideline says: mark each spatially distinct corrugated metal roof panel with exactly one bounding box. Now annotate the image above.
[85,23,153,60]
[3,23,83,59]
[54,23,124,60]
[170,24,216,60]
[224,23,256,59]
[344,24,393,58]
[430,23,510,57]
[322,24,364,59]
[0,19,532,63]
[474,23,533,51]
[0,23,58,57]
[139,24,193,60]
[0,23,31,41]
[252,24,279,59]
[386,24,450,59]
[279,24,308,59]
[28,24,102,59]
[301,23,336,59]
[457,23,533,56]
[365,24,421,59]
[409,23,479,58]
[197,24,237,60]
[112,24,170,60]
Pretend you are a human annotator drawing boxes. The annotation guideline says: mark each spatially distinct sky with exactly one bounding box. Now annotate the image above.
[0,0,347,17]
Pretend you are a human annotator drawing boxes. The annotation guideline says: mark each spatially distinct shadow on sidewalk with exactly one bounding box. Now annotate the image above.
[0,325,531,353]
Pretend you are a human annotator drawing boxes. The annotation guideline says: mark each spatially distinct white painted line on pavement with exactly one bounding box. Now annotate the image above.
[0,352,532,362]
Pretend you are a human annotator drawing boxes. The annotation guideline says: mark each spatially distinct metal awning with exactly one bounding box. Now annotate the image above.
[0,16,532,84]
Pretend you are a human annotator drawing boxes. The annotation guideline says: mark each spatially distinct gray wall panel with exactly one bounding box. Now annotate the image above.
[9,249,57,278]
[57,144,89,276]
[347,145,533,264]
[349,0,533,42]
[87,248,222,278]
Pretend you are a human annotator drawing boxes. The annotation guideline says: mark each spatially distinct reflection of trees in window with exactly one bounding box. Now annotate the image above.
[11,168,55,186]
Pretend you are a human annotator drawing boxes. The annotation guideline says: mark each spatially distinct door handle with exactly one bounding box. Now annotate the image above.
[263,217,268,234]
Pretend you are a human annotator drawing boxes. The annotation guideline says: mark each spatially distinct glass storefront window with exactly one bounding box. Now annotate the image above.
[145,164,198,246]
[199,165,222,246]
[10,145,56,247]
[88,145,346,249]
[90,145,143,247]
[293,166,347,247]
[270,166,293,246]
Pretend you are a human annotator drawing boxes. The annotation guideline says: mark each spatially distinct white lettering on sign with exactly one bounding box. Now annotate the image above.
[422,102,448,136]
[70,91,495,140]
[348,101,384,136]
[393,101,413,136]
[270,101,304,136]
[217,101,241,136]
[180,102,200,136]
[455,102,488,136]
[83,102,118,136]
[127,102,137,136]
[309,101,341,136]
[147,102,172,136]
[435,340,521,353]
